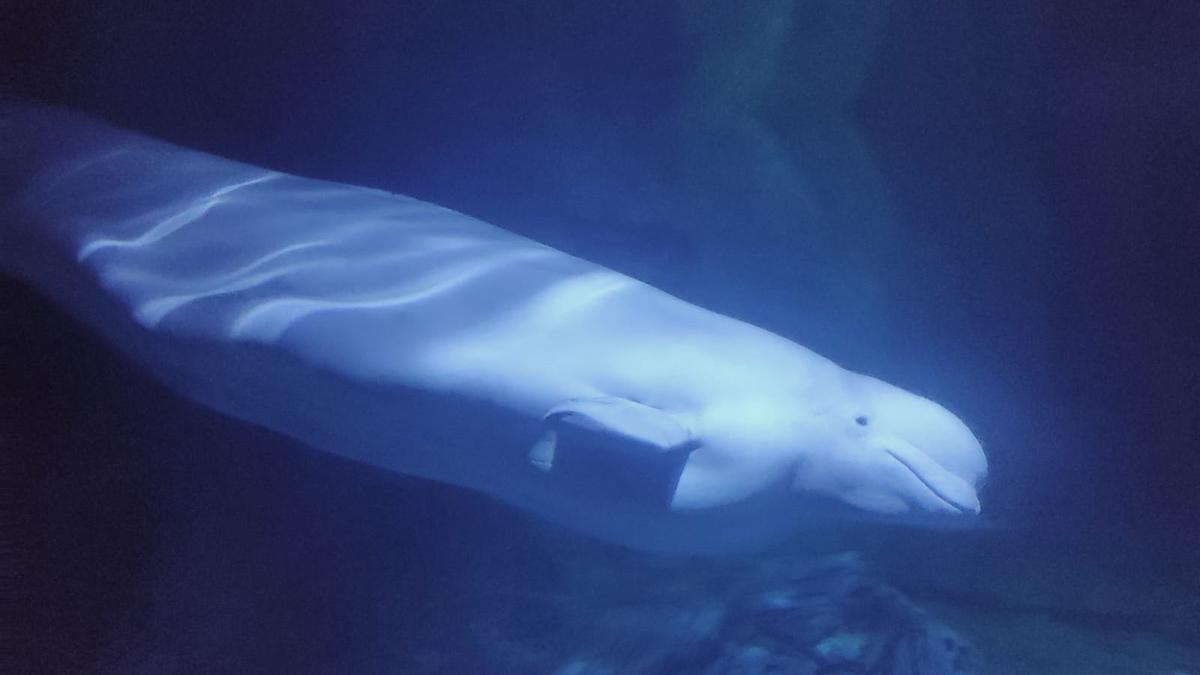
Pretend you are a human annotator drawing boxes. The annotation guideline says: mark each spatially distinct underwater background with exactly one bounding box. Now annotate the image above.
[2,1,1197,673]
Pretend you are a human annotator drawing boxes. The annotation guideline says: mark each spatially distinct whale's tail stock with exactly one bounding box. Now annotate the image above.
[0,97,44,277]
[1,97,75,189]
[2,99,64,282]
[0,100,136,321]
[0,100,151,281]
[0,96,38,206]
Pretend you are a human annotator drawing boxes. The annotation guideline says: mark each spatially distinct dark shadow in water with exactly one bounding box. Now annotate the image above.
[3,277,557,673]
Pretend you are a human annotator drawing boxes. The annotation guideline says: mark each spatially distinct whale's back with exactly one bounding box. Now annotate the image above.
[0,103,621,390]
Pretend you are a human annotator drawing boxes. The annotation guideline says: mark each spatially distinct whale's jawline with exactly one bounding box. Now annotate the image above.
[884,448,973,514]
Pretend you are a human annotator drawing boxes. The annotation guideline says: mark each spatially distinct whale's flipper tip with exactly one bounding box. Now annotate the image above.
[528,430,557,472]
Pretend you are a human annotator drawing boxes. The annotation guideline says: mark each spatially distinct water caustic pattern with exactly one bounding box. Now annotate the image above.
[32,132,625,371]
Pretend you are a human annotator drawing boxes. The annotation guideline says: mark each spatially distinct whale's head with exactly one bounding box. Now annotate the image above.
[790,373,988,517]
[663,365,985,523]
[529,355,987,548]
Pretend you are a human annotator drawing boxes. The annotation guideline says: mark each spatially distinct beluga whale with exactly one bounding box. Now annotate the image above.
[0,103,988,552]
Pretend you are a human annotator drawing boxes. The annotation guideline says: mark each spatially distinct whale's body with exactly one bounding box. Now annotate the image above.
[0,105,987,552]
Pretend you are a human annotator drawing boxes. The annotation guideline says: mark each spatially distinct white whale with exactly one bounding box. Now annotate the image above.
[0,104,987,552]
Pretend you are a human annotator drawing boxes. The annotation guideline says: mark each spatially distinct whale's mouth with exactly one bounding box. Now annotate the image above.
[885,446,981,515]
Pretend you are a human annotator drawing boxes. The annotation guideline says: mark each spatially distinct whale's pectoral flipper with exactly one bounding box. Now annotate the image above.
[529,397,699,507]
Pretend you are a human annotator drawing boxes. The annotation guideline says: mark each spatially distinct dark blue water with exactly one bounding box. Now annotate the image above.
[4,1,1198,672]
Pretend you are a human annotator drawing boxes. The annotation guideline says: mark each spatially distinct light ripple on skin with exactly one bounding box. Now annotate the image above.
[132,240,331,326]
[129,235,501,327]
[40,145,136,193]
[229,248,556,343]
[77,173,278,260]
[514,271,635,327]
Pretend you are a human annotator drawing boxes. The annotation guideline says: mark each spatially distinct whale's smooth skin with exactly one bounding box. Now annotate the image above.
[0,104,987,552]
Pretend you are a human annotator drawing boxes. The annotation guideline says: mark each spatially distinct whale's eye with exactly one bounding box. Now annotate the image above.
[855,415,869,426]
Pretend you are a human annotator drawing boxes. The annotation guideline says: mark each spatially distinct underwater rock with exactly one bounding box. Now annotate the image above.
[467,551,980,675]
